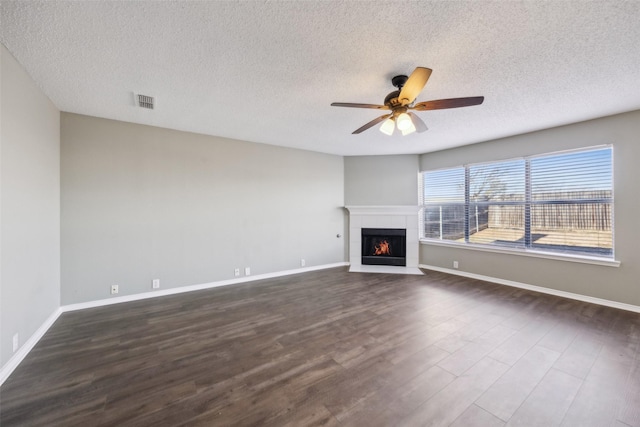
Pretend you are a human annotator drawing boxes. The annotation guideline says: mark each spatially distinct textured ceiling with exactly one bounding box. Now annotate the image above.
[2,1,640,156]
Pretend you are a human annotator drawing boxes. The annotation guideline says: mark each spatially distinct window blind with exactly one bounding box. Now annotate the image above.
[421,167,465,241]
[529,148,612,256]
[420,146,613,258]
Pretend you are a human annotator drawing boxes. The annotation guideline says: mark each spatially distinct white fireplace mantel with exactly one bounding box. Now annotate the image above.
[345,205,420,216]
[345,206,423,275]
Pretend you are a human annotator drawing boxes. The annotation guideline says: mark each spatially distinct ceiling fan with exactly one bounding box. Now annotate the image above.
[331,67,484,136]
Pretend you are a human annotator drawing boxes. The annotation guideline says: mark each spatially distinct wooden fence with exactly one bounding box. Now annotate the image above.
[488,190,612,231]
[424,190,612,239]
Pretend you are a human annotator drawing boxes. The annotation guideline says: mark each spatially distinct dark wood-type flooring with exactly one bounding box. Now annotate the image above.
[2,267,640,426]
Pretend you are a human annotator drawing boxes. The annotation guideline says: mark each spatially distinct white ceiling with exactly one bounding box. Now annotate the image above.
[2,1,640,156]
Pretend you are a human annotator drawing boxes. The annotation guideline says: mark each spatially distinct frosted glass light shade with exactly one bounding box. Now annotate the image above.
[401,120,416,135]
[380,118,395,135]
[396,113,414,131]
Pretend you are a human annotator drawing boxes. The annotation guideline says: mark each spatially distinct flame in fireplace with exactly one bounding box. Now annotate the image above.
[374,240,392,256]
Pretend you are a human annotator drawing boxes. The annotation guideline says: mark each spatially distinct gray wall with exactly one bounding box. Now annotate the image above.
[420,110,640,306]
[1,45,61,367]
[61,113,345,304]
[344,155,419,205]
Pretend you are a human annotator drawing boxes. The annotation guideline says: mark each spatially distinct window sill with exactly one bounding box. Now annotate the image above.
[419,239,621,267]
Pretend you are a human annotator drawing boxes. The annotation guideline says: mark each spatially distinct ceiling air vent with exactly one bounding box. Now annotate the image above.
[137,94,154,109]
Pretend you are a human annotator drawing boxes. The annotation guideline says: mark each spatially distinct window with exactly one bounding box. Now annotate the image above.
[419,146,613,259]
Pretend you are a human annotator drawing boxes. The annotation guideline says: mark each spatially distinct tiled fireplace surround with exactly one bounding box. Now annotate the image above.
[345,206,423,275]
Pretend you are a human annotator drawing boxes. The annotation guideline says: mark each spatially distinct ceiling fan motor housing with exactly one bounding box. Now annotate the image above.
[391,75,408,89]
[385,75,410,107]
[384,90,401,106]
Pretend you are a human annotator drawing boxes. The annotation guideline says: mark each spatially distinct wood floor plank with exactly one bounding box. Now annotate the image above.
[561,337,636,426]
[400,356,510,427]
[506,367,583,427]
[1,268,639,426]
[617,357,640,427]
[434,311,507,353]
[538,320,582,353]
[450,404,505,427]
[338,364,456,427]
[552,330,605,380]
[475,345,561,421]
[488,316,556,366]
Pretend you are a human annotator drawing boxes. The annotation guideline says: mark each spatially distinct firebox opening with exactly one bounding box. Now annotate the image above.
[361,228,406,267]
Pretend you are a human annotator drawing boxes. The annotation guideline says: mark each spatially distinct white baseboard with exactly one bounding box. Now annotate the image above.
[0,262,348,386]
[61,262,349,312]
[419,263,640,314]
[0,307,63,386]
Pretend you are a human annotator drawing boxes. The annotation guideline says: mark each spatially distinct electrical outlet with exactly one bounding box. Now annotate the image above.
[111,285,119,294]
[245,267,251,276]
[152,279,160,289]
[234,268,240,277]
[453,261,459,269]
[300,258,306,267]
[12,333,19,353]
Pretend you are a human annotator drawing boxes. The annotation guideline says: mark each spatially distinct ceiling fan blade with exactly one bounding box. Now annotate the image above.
[331,102,389,110]
[408,112,428,133]
[412,96,484,111]
[352,114,392,134]
[398,67,432,105]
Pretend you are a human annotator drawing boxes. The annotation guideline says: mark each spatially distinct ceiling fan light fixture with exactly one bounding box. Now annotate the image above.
[401,120,416,136]
[396,112,413,131]
[380,118,395,135]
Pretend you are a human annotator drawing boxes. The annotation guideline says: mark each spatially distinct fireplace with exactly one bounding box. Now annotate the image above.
[345,205,422,275]
[361,228,406,267]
